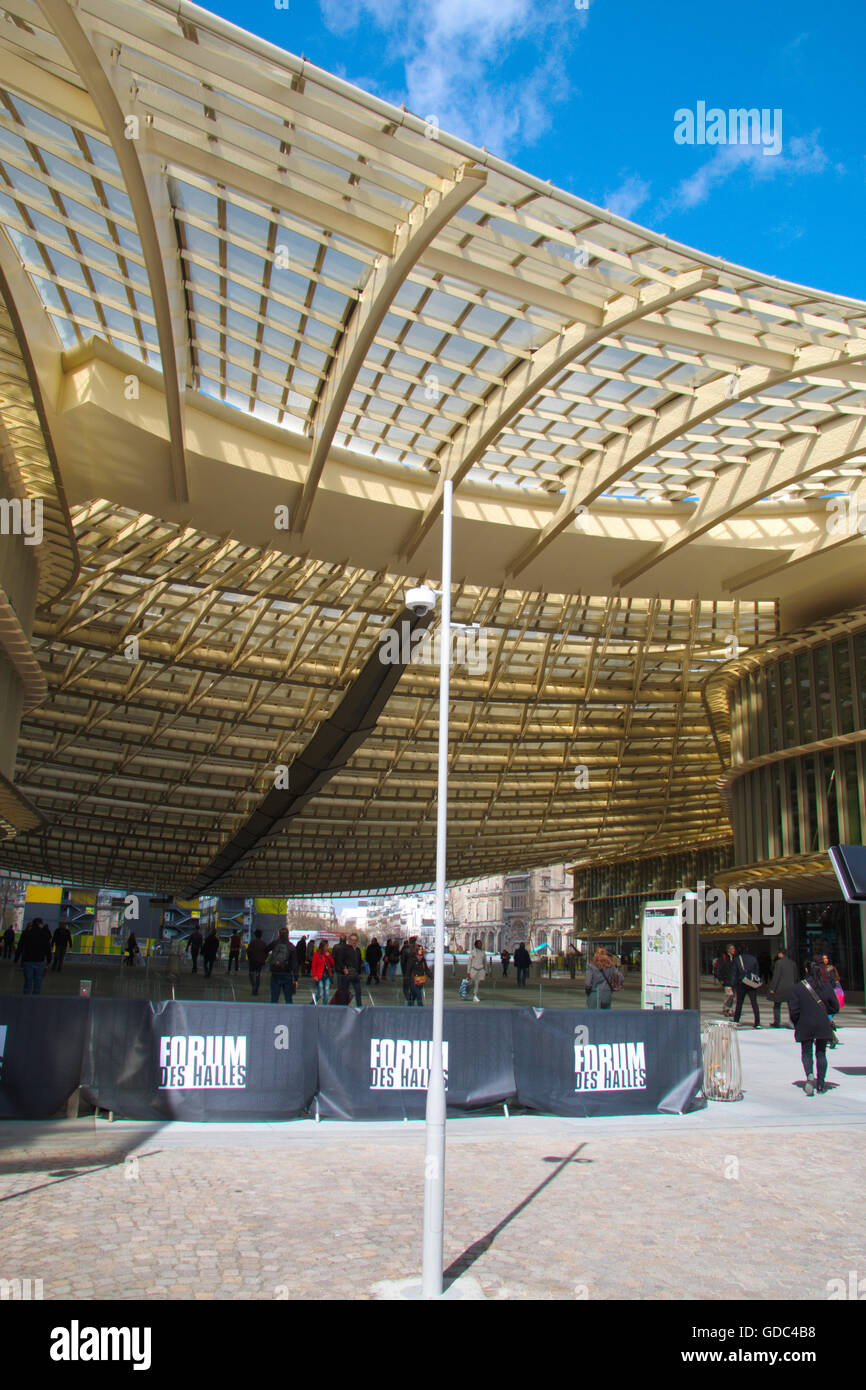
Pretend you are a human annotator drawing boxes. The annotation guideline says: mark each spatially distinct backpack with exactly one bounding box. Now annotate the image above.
[270,941,291,972]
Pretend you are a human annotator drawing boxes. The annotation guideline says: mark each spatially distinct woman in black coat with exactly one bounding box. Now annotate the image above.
[788,961,839,1096]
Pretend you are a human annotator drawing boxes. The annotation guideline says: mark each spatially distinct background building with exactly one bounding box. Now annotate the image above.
[449,864,572,954]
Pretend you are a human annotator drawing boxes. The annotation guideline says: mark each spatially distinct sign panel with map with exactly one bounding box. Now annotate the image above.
[641,899,684,1010]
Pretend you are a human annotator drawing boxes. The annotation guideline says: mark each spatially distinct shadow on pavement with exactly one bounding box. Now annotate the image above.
[443,1141,591,1288]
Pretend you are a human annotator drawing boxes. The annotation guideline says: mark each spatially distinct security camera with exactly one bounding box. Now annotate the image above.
[405,585,437,617]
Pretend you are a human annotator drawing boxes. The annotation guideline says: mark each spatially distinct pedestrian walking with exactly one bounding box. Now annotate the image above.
[19,918,53,995]
[408,943,431,1006]
[339,932,364,1007]
[228,930,242,973]
[399,937,416,1002]
[295,937,307,984]
[789,960,840,1095]
[768,949,798,1027]
[247,929,268,996]
[466,939,487,1002]
[365,936,382,984]
[384,938,400,980]
[500,947,511,978]
[713,943,736,1016]
[1,924,14,960]
[268,927,297,1004]
[51,923,72,973]
[513,941,531,988]
[584,947,623,1009]
[567,944,578,980]
[732,947,762,1028]
[332,933,348,977]
[187,924,203,973]
[124,931,140,968]
[826,958,845,1012]
[202,927,220,979]
[311,939,335,1005]
[819,954,840,987]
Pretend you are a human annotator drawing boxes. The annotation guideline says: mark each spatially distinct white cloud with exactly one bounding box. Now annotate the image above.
[664,129,830,213]
[319,0,582,155]
[604,173,650,219]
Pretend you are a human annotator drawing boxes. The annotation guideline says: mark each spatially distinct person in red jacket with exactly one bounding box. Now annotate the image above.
[311,939,335,1005]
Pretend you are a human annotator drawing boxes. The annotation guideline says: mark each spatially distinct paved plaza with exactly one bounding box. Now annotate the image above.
[1,1028,864,1301]
[4,956,864,1027]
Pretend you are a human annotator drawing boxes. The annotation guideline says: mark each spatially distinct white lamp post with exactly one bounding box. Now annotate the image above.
[421,477,452,1298]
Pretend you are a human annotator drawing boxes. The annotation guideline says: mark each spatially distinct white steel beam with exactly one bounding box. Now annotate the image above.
[399,270,719,560]
[507,341,866,577]
[35,0,190,504]
[292,164,487,535]
[722,482,866,593]
[613,413,866,587]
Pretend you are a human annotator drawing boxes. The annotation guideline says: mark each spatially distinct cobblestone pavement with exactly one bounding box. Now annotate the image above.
[0,1117,863,1301]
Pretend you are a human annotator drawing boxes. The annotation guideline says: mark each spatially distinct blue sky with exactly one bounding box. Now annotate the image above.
[206,0,864,301]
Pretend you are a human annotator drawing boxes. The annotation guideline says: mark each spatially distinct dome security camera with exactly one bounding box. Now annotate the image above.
[405,584,438,617]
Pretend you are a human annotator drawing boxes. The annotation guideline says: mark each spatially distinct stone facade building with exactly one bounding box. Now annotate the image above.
[449,865,572,953]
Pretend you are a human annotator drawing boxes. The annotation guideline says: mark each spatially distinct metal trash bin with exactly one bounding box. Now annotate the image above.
[702,1020,743,1101]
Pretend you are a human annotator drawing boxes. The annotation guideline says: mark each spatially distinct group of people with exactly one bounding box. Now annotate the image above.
[714,942,845,1095]
[235,929,433,1007]
[3,918,74,993]
[713,943,844,1030]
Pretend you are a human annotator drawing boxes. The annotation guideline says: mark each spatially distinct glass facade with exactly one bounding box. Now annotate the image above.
[571,843,733,935]
[787,900,864,995]
[729,627,866,865]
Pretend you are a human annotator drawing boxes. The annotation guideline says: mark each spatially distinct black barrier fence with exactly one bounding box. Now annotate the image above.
[0,1000,704,1121]
[80,1000,319,1121]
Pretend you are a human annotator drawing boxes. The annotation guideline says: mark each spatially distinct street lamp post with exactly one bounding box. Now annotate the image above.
[421,478,452,1299]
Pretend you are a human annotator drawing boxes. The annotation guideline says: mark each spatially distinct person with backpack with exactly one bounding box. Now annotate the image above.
[311,939,335,1005]
[247,929,268,997]
[732,947,762,1028]
[584,947,623,1009]
[51,923,73,973]
[227,930,242,973]
[513,942,531,988]
[202,927,220,979]
[408,943,432,1006]
[768,949,798,1027]
[788,959,840,1095]
[269,927,297,1004]
[466,939,487,1003]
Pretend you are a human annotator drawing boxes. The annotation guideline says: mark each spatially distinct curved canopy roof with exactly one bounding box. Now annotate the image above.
[0,0,862,890]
